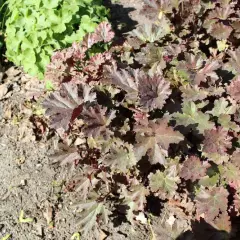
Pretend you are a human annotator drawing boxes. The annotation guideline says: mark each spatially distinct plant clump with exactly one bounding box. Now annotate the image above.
[42,0,240,238]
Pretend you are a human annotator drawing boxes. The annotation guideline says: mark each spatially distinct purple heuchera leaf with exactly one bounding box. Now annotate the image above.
[45,48,75,86]
[148,167,179,199]
[82,22,115,48]
[210,22,233,40]
[101,142,136,172]
[44,22,115,87]
[232,20,240,39]
[234,192,240,213]
[219,162,240,188]
[180,85,208,101]
[226,48,240,74]
[72,42,87,60]
[138,73,171,110]
[180,156,210,182]
[203,127,232,154]
[122,184,149,211]
[94,22,115,43]
[131,23,171,42]
[141,0,178,20]
[84,52,113,82]
[227,76,240,102]
[43,83,96,131]
[134,119,184,164]
[177,53,220,85]
[107,67,171,109]
[203,5,234,39]
[80,104,116,138]
[195,186,228,221]
[207,6,234,20]
[231,150,240,169]
[106,66,139,101]
[213,212,231,233]
[194,60,220,85]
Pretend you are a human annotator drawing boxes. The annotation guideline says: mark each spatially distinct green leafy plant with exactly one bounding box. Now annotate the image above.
[42,0,240,238]
[5,0,109,79]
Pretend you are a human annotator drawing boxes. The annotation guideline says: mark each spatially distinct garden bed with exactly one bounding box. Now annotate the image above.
[1,0,240,240]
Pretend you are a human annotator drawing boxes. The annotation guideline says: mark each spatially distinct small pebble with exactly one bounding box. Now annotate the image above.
[20,179,27,186]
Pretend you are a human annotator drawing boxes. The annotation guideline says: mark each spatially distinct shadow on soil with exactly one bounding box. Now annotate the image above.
[177,217,240,240]
[103,0,138,36]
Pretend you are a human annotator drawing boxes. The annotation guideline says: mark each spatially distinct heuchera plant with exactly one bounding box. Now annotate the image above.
[43,0,240,238]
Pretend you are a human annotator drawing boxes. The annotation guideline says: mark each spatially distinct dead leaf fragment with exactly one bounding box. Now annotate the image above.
[43,206,54,227]
[0,84,10,100]
[136,212,147,224]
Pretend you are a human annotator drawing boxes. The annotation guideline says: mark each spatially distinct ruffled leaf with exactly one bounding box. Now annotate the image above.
[210,22,233,40]
[101,142,137,172]
[138,73,171,110]
[106,67,139,102]
[180,85,208,101]
[51,145,80,166]
[227,76,240,102]
[148,166,180,199]
[134,119,184,164]
[213,212,231,233]
[135,43,166,71]
[207,97,237,116]
[225,48,240,74]
[203,127,232,155]
[128,23,170,43]
[43,83,93,130]
[180,156,210,182]
[80,104,116,138]
[173,102,214,133]
[195,186,228,221]
[74,194,110,237]
[82,22,115,48]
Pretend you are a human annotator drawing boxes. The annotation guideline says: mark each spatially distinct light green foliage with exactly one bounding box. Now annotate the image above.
[5,0,109,79]
[207,98,237,117]
[148,167,180,199]
[173,102,214,133]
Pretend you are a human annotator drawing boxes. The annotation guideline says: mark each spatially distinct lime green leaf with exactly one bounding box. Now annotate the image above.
[42,0,60,9]
[52,23,66,33]
[81,15,97,32]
